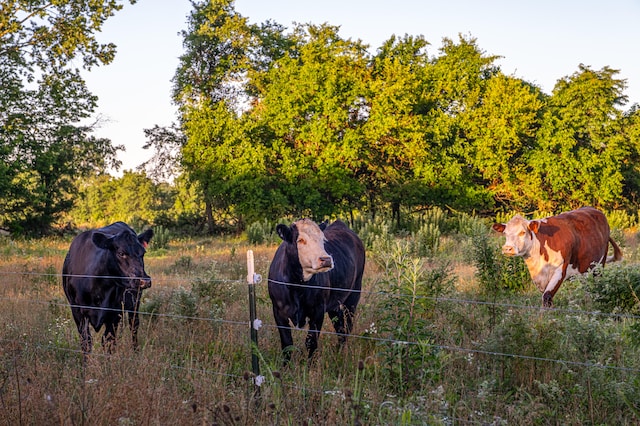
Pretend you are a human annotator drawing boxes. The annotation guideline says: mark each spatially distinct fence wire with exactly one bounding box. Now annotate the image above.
[1,269,639,375]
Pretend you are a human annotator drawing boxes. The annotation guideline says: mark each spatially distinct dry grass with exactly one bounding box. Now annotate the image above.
[0,237,383,425]
[1,234,639,425]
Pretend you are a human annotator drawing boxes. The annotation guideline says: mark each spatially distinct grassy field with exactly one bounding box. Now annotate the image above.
[1,217,640,425]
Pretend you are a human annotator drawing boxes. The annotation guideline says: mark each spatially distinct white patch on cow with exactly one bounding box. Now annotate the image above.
[499,215,535,258]
[525,241,565,293]
[294,219,334,281]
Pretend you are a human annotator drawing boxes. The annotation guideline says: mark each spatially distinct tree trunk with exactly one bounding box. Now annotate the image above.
[205,199,214,234]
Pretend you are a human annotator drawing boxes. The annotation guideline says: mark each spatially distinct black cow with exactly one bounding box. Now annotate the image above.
[62,222,153,355]
[268,219,365,361]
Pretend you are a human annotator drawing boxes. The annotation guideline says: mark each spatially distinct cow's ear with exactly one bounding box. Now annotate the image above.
[138,229,154,248]
[319,220,329,231]
[492,223,506,233]
[92,232,114,250]
[528,221,540,233]
[276,224,292,242]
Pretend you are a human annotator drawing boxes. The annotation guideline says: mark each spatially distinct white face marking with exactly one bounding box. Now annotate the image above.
[500,215,534,257]
[294,219,334,281]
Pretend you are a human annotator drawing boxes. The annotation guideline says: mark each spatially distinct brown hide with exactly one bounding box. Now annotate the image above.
[492,207,622,307]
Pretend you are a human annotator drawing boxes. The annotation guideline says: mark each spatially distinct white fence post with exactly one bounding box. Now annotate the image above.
[246,250,261,385]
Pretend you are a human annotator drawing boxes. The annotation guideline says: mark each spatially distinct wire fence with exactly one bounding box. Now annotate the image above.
[1,263,639,377]
[2,248,640,425]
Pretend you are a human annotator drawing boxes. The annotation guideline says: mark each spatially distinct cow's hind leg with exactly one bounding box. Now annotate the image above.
[328,306,355,346]
[330,292,360,345]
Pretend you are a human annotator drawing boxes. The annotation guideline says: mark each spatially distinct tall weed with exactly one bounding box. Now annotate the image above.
[472,232,530,295]
[372,241,455,393]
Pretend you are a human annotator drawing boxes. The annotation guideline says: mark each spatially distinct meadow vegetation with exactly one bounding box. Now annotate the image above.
[1,210,640,424]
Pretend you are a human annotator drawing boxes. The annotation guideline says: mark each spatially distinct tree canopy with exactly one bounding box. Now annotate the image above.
[161,0,639,231]
[7,0,640,234]
[0,0,134,234]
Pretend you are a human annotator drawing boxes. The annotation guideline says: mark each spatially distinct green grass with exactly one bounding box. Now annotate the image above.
[0,221,639,425]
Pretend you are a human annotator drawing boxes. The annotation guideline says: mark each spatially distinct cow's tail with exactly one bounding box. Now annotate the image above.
[607,237,623,263]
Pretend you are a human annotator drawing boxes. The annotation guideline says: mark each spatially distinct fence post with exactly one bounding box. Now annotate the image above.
[246,250,261,384]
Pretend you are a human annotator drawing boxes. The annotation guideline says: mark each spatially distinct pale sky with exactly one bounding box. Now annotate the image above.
[83,0,640,173]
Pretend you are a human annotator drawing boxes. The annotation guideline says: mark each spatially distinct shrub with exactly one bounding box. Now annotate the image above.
[372,241,455,393]
[472,232,530,295]
[451,211,489,237]
[247,219,286,245]
[246,219,273,244]
[421,206,448,233]
[152,225,171,249]
[605,209,637,231]
[574,264,640,315]
[356,216,394,251]
[410,222,441,257]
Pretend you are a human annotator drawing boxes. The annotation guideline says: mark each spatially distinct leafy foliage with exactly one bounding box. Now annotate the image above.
[575,264,640,315]
[373,241,455,392]
[0,0,134,235]
[472,232,530,294]
[162,1,640,231]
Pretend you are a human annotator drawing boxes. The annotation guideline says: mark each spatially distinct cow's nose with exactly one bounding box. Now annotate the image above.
[502,245,515,255]
[319,256,333,269]
[140,278,152,289]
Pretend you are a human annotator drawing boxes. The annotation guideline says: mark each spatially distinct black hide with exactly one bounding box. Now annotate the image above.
[268,220,365,361]
[62,222,153,355]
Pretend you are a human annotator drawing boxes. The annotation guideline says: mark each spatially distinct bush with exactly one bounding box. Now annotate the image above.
[605,209,637,231]
[356,216,395,251]
[246,219,278,245]
[575,264,640,315]
[472,232,530,295]
[152,225,171,249]
[372,241,455,393]
[410,222,441,257]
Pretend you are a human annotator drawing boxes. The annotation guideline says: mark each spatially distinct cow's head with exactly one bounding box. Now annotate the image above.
[92,228,154,289]
[277,219,334,281]
[492,215,540,258]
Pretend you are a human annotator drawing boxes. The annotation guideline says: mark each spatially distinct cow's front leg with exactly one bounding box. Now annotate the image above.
[306,313,324,359]
[102,321,118,354]
[77,316,92,355]
[127,311,140,350]
[124,291,142,350]
[272,307,295,363]
[542,268,566,308]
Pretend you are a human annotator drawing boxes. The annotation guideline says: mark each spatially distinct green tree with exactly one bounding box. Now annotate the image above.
[529,65,629,210]
[174,0,258,231]
[619,105,640,206]
[461,74,545,210]
[0,0,134,235]
[139,123,185,183]
[249,23,370,219]
[421,35,501,212]
[363,34,432,223]
[67,171,172,228]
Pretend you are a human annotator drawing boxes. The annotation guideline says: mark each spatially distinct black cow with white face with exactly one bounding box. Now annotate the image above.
[268,219,365,361]
[62,222,153,355]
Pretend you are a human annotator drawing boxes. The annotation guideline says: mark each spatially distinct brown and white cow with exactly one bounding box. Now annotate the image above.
[492,207,622,307]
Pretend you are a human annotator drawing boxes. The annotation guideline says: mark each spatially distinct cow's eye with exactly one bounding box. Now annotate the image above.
[297,238,306,245]
[518,231,526,237]
[117,251,127,258]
